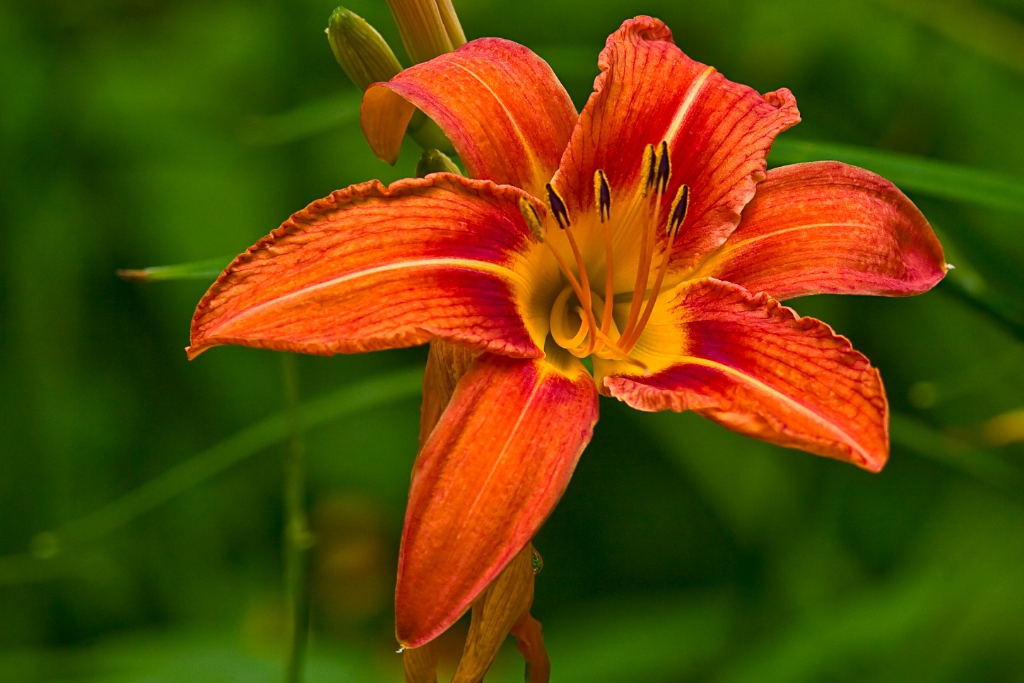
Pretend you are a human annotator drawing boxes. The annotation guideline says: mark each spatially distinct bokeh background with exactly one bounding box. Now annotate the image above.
[3,0,1024,680]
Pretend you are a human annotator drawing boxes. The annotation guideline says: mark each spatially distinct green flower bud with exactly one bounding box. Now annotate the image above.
[415,149,462,178]
[386,0,466,64]
[327,7,403,91]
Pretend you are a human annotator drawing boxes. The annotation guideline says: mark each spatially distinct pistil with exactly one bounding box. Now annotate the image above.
[522,144,688,367]
[546,183,601,356]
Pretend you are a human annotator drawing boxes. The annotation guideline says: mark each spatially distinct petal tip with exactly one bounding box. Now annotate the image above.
[859,448,888,473]
[360,84,416,165]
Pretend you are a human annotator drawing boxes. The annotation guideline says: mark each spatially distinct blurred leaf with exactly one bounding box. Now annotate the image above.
[532,44,602,81]
[934,228,1024,342]
[983,407,1024,446]
[638,410,801,539]
[0,367,422,586]
[0,629,398,683]
[116,256,233,282]
[891,412,1024,496]
[240,92,362,146]
[713,572,944,683]
[770,138,1024,214]
[538,594,733,683]
[870,0,1024,77]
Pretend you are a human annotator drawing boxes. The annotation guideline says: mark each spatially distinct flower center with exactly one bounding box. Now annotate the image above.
[519,141,690,366]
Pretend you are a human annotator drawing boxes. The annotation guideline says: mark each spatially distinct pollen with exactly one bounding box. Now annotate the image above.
[594,169,611,222]
[545,183,571,229]
[668,184,690,235]
[655,140,671,195]
[641,144,657,197]
[518,196,546,243]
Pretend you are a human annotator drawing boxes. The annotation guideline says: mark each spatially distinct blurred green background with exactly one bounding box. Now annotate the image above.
[3,0,1024,681]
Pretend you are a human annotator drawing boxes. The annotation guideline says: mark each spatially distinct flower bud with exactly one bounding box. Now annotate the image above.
[452,544,548,683]
[386,0,466,64]
[415,148,462,178]
[409,111,457,156]
[327,7,403,91]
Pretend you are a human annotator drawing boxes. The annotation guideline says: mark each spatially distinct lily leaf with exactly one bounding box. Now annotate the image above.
[240,91,362,145]
[890,412,1024,496]
[117,256,234,282]
[0,367,423,585]
[932,227,1024,343]
[770,138,1024,214]
[870,0,1024,78]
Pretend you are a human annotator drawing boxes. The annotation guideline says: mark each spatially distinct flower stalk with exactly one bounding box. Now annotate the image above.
[281,354,313,683]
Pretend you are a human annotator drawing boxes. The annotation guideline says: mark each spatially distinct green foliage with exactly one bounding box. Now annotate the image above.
[769,138,1024,213]
[2,0,1024,681]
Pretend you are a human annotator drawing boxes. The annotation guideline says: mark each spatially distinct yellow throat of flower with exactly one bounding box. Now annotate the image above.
[519,141,690,369]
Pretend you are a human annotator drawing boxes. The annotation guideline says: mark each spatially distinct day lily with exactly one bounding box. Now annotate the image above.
[188,14,946,675]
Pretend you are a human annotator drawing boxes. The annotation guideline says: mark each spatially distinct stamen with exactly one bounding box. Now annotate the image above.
[655,140,671,195]
[667,184,690,235]
[621,185,690,354]
[517,196,546,243]
[641,144,656,197]
[594,170,611,222]
[621,141,670,345]
[536,189,600,357]
[545,183,571,229]
[560,221,599,356]
[595,169,615,337]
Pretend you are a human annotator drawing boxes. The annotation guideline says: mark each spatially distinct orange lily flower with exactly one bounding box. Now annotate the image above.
[189,15,946,656]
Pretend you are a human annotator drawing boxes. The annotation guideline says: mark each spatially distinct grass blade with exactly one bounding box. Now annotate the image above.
[240,92,362,146]
[117,256,233,282]
[0,367,423,585]
[770,138,1024,214]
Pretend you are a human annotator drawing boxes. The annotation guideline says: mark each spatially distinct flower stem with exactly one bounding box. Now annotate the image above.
[281,353,311,683]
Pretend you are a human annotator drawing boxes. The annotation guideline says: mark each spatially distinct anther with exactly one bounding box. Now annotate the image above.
[642,144,657,197]
[518,196,546,243]
[594,170,611,222]
[668,184,690,235]
[545,183,571,229]
[655,140,671,195]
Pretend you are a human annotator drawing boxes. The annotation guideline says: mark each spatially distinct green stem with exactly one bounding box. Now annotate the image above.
[281,354,311,683]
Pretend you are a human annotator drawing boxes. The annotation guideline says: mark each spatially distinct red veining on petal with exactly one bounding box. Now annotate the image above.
[604,278,889,471]
[189,175,544,360]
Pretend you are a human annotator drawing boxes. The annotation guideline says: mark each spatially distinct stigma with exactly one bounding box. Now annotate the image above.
[520,141,690,366]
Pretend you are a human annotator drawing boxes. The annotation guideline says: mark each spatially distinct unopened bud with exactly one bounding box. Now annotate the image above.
[403,640,440,683]
[451,544,541,683]
[408,111,457,156]
[416,148,462,177]
[327,7,403,91]
[386,0,466,64]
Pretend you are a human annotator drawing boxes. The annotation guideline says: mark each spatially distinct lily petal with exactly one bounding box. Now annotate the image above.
[552,16,800,273]
[603,278,888,471]
[362,38,577,197]
[396,352,599,647]
[188,175,541,359]
[693,162,948,300]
